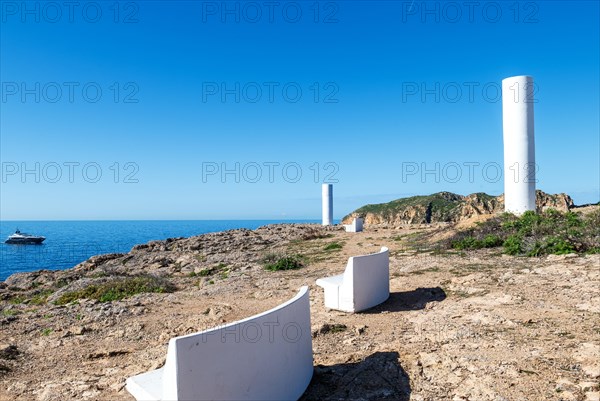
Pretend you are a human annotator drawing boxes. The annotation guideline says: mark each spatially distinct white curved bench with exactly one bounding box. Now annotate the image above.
[316,247,389,312]
[126,287,313,401]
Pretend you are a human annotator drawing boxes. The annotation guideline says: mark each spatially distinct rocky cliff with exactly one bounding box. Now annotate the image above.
[342,190,574,225]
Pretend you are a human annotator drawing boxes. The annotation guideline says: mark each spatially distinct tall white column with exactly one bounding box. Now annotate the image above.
[502,75,536,215]
[322,184,333,226]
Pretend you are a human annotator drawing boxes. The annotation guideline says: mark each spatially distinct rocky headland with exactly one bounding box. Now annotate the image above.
[341,190,576,225]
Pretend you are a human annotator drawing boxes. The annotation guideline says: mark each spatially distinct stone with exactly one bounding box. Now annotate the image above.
[72,326,87,335]
[580,382,599,392]
[583,364,600,379]
[557,391,577,400]
[418,352,440,368]
[586,392,600,401]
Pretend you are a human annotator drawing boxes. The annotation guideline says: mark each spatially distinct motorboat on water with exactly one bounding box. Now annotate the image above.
[4,229,45,244]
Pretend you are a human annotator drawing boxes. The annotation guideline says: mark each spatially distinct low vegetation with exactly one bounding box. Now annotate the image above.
[29,290,54,305]
[189,263,228,278]
[262,253,306,271]
[446,209,600,256]
[54,275,175,305]
[323,241,343,251]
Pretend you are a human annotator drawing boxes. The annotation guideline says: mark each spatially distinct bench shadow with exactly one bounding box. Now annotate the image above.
[300,351,410,401]
[363,287,447,313]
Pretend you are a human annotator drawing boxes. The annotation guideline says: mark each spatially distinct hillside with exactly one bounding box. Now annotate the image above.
[342,190,575,225]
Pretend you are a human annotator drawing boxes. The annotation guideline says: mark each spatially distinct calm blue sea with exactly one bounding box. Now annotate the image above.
[0,220,321,281]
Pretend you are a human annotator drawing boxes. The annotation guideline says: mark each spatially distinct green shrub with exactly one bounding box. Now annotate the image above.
[545,237,575,255]
[263,254,305,271]
[526,241,544,257]
[451,236,480,250]
[190,263,227,278]
[514,210,542,235]
[324,242,343,251]
[526,237,576,257]
[482,235,503,248]
[55,275,175,305]
[503,235,523,255]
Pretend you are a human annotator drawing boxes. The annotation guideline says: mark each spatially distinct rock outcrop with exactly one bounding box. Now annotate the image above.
[342,190,574,225]
[2,224,338,292]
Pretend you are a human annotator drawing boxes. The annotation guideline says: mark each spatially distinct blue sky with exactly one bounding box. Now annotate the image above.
[1,0,598,220]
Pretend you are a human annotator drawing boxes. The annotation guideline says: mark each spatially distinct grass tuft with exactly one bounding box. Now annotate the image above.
[324,242,343,251]
[262,253,305,271]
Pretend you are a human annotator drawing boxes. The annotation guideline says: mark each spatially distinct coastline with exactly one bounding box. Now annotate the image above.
[0,219,324,282]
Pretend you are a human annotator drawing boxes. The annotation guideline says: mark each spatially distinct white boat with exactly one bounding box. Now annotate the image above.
[5,229,45,244]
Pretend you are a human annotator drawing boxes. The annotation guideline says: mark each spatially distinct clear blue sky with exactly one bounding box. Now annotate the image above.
[1,0,598,220]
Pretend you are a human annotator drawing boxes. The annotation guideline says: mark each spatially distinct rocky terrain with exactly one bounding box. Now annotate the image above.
[342,190,576,225]
[1,222,599,401]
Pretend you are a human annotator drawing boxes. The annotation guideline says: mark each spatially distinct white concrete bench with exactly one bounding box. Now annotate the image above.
[126,287,313,401]
[344,217,364,233]
[316,247,389,312]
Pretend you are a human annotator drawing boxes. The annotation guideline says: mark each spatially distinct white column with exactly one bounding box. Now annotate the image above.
[322,184,333,226]
[502,75,536,215]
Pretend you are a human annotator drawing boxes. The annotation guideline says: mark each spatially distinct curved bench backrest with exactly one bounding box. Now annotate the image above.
[162,287,313,401]
[342,247,389,311]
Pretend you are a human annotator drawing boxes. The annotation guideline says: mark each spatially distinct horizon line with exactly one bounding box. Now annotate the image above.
[0,218,332,222]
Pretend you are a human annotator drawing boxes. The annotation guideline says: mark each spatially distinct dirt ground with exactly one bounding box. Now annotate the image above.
[1,225,599,401]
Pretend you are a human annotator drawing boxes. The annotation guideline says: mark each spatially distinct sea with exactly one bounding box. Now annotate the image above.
[0,220,322,281]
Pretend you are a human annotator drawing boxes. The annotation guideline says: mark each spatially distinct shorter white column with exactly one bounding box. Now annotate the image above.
[322,184,333,226]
